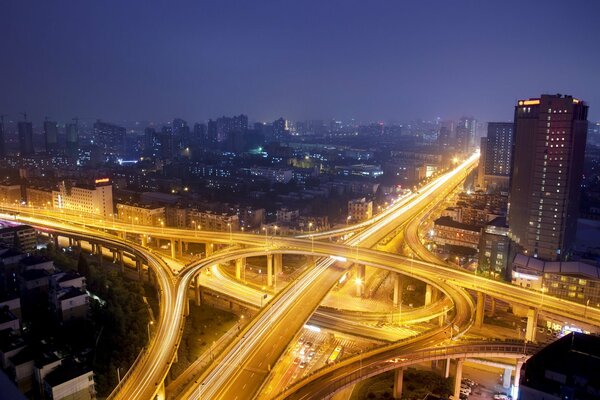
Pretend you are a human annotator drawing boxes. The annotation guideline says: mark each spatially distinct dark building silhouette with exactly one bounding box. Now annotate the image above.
[18,121,34,156]
[93,120,126,156]
[43,120,59,152]
[520,332,600,400]
[65,122,79,158]
[207,119,218,147]
[272,117,288,141]
[479,122,514,191]
[455,117,476,154]
[508,94,588,261]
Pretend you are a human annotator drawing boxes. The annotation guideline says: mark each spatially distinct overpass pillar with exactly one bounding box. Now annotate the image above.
[488,297,496,317]
[525,308,539,342]
[475,291,485,328]
[141,234,148,247]
[53,234,59,248]
[514,360,524,390]
[194,276,202,306]
[356,264,365,297]
[178,240,183,257]
[68,237,74,247]
[444,357,451,378]
[425,284,432,306]
[136,258,142,278]
[393,367,404,399]
[184,241,189,253]
[502,367,511,388]
[235,258,246,280]
[267,254,274,287]
[274,253,283,275]
[170,239,176,258]
[97,245,103,266]
[118,250,124,273]
[205,243,213,257]
[453,358,464,400]
[184,299,190,316]
[393,273,402,307]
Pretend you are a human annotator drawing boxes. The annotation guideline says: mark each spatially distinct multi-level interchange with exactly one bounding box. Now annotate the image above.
[2,146,598,400]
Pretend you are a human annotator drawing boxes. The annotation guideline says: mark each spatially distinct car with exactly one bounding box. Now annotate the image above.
[546,328,552,335]
[461,378,476,387]
[460,388,470,396]
[494,393,509,400]
[292,357,300,364]
[460,385,471,395]
[308,351,315,359]
[538,326,545,333]
[459,394,468,400]
[299,361,307,368]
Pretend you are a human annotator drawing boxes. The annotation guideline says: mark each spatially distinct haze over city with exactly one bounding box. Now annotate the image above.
[1,1,600,123]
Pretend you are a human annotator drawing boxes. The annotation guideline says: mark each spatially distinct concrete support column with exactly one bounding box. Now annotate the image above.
[135,258,141,276]
[525,308,539,342]
[267,254,274,287]
[53,234,59,248]
[393,367,404,399]
[184,299,190,317]
[439,313,445,327]
[118,250,125,272]
[141,234,148,247]
[356,264,366,297]
[184,241,189,252]
[514,360,523,390]
[205,243,213,257]
[393,273,402,307]
[475,291,485,328]
[425,284,433,306]
[274,253,283,275]
[97,245,103,266]
[68,237,74,247]
[453,358,464,400]
[502,367,511,388]
[170,239,176,258]
[194,276,202,306]
[445,358,451,378]
[235,258,246,280]
[488,297,496,317]
[178,240,183,257]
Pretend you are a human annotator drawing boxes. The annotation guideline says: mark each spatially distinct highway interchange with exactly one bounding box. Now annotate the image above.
[3,151,600,399]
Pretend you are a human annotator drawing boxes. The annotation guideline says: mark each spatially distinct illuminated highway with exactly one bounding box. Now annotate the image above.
[5,151,600,400]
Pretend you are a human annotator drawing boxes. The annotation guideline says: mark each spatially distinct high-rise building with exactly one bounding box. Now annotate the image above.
[18,121,34,156]
[43,120,59,152]
[455,117,476,154]
[93,120,126,156]
[272,118,288,141]
[207,119,218,147]
[53,178,114,217]
[479,122,514,190]
[508,94,588,261]
[65,122,79,158]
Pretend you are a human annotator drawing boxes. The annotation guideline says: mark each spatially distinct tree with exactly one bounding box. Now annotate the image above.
[77,253,89,276]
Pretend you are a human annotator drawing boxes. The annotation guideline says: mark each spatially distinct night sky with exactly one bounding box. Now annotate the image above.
[1,1,599,124]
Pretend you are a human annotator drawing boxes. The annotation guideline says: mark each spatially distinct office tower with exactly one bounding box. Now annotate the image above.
[93,120,126,156]
[66,122,79,158]
[0,118,5,157]
[508,94,588,261]
[144,127,156,156]
[272,118,288,141]
[18,121,35,156]
[207,119,217,147]
[44,120,59,152]
[455,117,476,154]
[215,114,248,143]
[479,122,514,190]
[193,123,207,146]
[437,120,454,148]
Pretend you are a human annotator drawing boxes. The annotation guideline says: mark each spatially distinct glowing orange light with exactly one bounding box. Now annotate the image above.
[95,178,110,184]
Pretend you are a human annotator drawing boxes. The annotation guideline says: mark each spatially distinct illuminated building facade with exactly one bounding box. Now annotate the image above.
[508,95,588,261]
[52,179,113,217]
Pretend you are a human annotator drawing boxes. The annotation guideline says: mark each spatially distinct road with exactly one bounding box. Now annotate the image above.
[179,153,479,400]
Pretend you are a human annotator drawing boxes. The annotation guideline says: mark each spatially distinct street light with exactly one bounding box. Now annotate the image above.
[262,226,268,246]
[346,215,352,226]
[227,223,232,244]
[147,320,154,340]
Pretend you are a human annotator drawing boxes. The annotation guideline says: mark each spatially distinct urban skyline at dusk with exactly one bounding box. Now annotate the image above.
[1,1,600,123]
[1,2,599,400]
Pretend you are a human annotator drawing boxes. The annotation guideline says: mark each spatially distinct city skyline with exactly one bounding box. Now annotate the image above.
[1,1,600,123]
